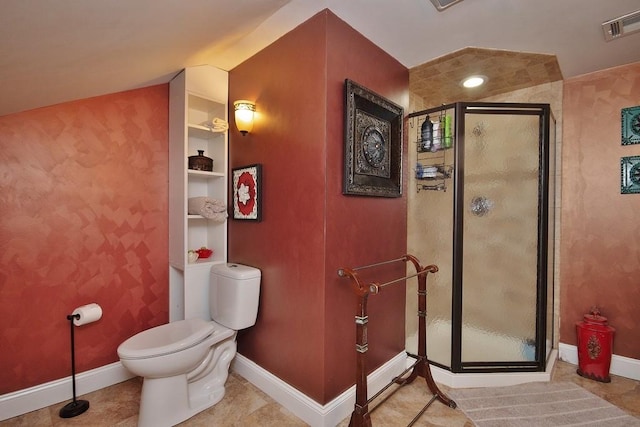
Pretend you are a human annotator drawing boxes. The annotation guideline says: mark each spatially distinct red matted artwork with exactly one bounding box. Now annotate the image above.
[232,164,262,221]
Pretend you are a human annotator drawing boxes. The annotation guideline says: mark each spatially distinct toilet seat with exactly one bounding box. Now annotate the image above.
[118,318,230,360]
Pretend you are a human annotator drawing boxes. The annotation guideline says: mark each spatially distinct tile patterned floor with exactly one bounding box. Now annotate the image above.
[2,361,638,426]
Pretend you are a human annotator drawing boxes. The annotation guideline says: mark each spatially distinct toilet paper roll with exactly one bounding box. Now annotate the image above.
[72,303,102,326]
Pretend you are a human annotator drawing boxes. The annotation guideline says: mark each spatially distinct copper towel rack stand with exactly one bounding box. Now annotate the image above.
[338,254,456,427]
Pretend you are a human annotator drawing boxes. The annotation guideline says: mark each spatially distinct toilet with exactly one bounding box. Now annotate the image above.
[117,263,260,427]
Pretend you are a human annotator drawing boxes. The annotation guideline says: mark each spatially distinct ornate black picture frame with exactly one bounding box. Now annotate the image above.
[232,164,262,221]
[343,79,403,197]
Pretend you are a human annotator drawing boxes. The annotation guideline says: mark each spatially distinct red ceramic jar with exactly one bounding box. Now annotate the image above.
[576,307,615,382]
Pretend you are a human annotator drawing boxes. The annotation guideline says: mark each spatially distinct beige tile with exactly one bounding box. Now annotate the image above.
[1,407,53,427]
[2,362,637,426]
[409,47,563,109]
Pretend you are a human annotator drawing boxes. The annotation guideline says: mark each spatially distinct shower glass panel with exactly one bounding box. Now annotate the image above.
[407,102,554,374]
[423,184,454,368]
[461,112,539,364]
[546,115,556,362]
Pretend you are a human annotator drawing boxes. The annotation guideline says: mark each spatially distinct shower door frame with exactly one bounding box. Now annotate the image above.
[448,102,554,374]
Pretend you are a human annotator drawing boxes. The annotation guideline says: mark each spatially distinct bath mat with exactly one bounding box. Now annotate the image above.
[448,381,640,426]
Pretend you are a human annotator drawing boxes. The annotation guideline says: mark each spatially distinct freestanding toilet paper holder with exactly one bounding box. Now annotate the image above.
[59,312,90,418]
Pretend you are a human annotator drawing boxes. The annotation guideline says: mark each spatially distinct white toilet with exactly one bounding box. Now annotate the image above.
[117,263,261,427]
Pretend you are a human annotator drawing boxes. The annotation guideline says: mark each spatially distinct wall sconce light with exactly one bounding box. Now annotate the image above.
[234,100,256,136]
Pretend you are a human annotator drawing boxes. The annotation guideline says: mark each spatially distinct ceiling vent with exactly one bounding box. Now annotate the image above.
[430,0,464,11]
[602,9,640,41]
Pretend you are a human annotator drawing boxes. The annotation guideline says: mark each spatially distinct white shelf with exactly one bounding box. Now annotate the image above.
[187,169,224,178]
[169,65,229,322]
[186,259,224,268]
[188,123,226,132]
[188,123,226,140]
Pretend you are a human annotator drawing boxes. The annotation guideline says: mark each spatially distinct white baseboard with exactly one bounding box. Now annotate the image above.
[558,342,640,381]
[0,362,135,422]
[231,352,407,427]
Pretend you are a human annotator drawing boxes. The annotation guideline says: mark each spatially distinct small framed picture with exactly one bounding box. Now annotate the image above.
[232,164,262,221]
[621,105,640,146]
[621,156,640,194]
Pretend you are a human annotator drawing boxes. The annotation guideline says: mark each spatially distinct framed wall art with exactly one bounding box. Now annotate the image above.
[621,105,640,146]
[343,79,403,197]
[232,164,262,221]
[621,155,640,194]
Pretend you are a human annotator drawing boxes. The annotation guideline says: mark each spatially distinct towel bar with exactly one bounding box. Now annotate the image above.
[338,254,456,427]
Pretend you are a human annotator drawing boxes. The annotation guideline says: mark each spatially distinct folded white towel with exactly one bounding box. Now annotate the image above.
[188,197,228,222]
[200,117,229,133]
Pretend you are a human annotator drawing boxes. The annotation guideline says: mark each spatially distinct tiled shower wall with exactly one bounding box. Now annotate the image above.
[406,81,563,355]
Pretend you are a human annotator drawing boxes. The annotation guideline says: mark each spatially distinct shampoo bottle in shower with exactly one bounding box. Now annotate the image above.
[431,120,441,152]
[443,115,452,149]
[421,115,433,151]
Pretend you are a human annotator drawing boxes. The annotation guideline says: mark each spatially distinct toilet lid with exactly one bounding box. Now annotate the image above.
[118,318,217,360]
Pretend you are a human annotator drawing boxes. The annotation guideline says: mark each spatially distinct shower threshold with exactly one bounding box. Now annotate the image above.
[422,349,557,389]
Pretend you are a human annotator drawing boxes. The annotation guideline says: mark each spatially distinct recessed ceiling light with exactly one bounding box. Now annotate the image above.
[462,75,487,88]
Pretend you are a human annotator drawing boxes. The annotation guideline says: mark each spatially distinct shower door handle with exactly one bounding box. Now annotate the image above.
[470,196,493,217]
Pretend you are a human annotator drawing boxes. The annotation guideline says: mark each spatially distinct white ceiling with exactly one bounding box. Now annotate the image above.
[1,0,639,117]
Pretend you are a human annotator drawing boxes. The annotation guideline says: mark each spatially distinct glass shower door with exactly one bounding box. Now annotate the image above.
[459,109,542,366]
[412,102,554,373]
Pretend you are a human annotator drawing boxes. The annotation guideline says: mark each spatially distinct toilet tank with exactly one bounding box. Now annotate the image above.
[210,263,261,330]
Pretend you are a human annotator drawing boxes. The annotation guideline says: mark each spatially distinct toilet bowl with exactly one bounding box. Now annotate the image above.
[118,318,235,378]
[117,263,260,427]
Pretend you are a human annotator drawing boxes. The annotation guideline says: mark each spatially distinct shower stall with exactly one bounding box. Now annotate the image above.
[407,102,556,376]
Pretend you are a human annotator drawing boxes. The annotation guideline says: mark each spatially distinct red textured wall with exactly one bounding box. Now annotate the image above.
[323,11,409,401]
[0,86,169,394]
[560,62,640,358]
[229,10,328,402]
[229,10,408,404]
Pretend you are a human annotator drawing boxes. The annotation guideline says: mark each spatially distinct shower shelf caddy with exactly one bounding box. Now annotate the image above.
[408,105,456,192]
[338,254,456,427]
